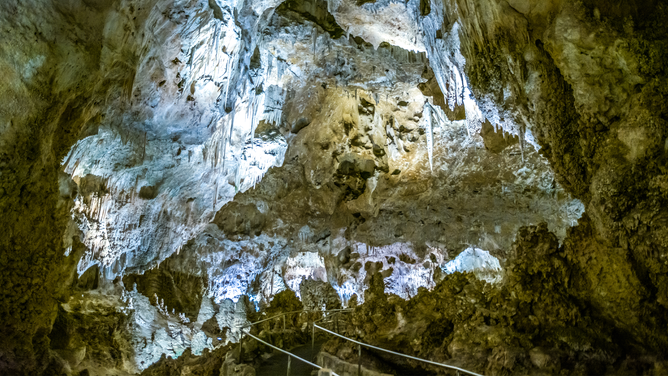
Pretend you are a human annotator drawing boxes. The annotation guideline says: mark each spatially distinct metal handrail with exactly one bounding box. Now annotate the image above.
[312,309,352,325]
[243,308,354,329]
[235,308,353,376]
[314,313,486,376]
[242,309,305,329]
[241,329,340,376]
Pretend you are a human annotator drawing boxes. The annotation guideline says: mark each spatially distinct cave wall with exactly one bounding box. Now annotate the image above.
[0,0,157,373]
[439,0,668,346]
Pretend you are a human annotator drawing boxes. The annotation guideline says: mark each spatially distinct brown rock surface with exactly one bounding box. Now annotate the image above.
[328,221,667,374]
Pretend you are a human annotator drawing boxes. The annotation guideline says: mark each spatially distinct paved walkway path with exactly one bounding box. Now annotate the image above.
[256,341,324,376]
[255,340,436,376]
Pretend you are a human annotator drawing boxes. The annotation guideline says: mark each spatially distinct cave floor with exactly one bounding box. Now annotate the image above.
[256,339,437,376]
[256,340,325,376]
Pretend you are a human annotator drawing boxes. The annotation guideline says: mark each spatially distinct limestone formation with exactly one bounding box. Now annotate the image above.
[1,0,667,374]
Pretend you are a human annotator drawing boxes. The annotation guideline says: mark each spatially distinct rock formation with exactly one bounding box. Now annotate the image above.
[1,0,667,374]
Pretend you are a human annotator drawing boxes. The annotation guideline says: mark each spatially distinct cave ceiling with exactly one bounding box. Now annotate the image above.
[1,0,667,374]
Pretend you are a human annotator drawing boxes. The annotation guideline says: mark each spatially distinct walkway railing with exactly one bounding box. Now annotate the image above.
[237,308,351,376]
[238,307,484,376]
[240,329,340,376]
[313,311,486,376]
[242,308,353,331]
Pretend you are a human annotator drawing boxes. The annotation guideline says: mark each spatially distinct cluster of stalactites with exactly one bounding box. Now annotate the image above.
[416,0,533,154]
[63,0,291,279]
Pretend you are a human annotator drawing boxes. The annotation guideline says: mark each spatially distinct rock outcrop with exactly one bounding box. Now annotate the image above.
[328,222,668,375]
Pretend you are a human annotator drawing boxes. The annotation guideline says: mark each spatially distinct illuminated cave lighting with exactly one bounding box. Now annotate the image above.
[284,252,328,297]
[248,292,262,311]
[211,263,252,303]
[333,280,358,305]
[442,247,502,283]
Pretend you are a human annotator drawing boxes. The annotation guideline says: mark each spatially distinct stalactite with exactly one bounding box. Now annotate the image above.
[424,103,433,172]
